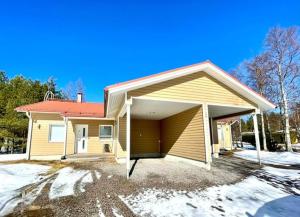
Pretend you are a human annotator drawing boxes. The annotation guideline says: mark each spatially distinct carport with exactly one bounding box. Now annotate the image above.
[124,97,262,178]
[104,61,276,179]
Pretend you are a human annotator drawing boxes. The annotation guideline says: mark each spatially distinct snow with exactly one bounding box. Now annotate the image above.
[49,167,89,199]
[0,163,50,216]
[80,172,93,192]
[292,143,300,151]
[96,198,105,217]
[0,154,26,162]
[120,167,300,217]
[234,150,300,165]
[0,163,101,215]
[112,207,123,217]
[241,144,255,150]
[263,166,300,179]
[235,142,255,150]
[95,170,101,179]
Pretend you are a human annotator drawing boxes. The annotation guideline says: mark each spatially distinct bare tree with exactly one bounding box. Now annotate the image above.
[63,79,85,101]
[245,53,273,150]
[290,102,300,141]
[265,26,300,151]
[64,82,76,100]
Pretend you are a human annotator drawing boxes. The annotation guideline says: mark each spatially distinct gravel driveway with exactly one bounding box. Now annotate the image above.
[6,156,262,216]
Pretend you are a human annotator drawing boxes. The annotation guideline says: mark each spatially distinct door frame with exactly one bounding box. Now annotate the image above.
[75,124,89,153]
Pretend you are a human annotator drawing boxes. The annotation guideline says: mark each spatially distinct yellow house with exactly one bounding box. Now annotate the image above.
[16,60,275,178]
[217,123,233,150]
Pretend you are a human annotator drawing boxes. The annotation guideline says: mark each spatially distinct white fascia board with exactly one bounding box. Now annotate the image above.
[205,65,275,110]
[108,63,209,95]
[68,117,115,120]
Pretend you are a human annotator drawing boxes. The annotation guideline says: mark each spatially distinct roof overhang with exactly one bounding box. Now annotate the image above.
[105,61,275,118]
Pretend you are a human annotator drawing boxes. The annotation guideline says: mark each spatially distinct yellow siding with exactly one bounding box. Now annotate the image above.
[128,72,256,107]
[116,116,127,158]
[211,119,219,144]
[30,113,115,156]
[68,119,114,154]
[160,106,206,161]
[218,124,232,150]
[31,113,64,156]
[131,119,160,155]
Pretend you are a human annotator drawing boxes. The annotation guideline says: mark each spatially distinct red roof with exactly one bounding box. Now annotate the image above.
[15,100,104,118]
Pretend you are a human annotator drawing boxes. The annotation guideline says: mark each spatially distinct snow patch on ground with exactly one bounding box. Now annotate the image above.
[49,167,89,199]
[0,163,50,216]
[292,143,300,152]
[95,170,101,179]
[263,166,300,179]
[234,150,300,165]
[96,198,105,217]
[0,163,102,215]
[112,207,123,217]
[235,142,255,150]
[0,154,26,162]
[80,172,93,192]
[120,168,300,217]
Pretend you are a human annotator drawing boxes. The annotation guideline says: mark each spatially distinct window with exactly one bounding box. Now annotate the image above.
[49,125,65,142]
[99,125,113,139]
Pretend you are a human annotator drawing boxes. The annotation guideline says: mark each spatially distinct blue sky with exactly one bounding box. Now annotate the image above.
[0,0,299,102]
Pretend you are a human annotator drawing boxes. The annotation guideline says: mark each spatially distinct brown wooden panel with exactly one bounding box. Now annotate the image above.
[160,106,206,161]
[131,119,160,154]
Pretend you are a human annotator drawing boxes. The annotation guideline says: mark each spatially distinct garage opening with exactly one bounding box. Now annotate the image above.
[130,98,206,162]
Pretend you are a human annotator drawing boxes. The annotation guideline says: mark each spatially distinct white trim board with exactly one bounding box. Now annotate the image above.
[133,96,256,109]
[68,117,114,120]
[30,155,63,161]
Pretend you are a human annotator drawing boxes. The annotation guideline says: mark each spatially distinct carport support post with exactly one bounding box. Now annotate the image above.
[25,112,33,160]
[203,103,212,164]
[63,117,68,159]
[126,101,132,179]
[253,111,261,165]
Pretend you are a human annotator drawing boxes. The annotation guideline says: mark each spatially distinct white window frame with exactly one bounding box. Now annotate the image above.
[99,125,113,140]
[49,124,65,143]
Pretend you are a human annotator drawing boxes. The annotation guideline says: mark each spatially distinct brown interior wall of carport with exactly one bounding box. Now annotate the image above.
[131,119,160,154]
[130,106,206,162]
[160,106,206,162]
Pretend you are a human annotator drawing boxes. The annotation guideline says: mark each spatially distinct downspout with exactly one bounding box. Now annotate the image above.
[62,116,68,160]
[25,112,33,160]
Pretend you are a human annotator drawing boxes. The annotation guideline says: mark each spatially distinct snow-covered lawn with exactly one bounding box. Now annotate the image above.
[0,163,50,216]
[0,153,26,162]
[120,166,300,217]
[0,163,101,216]
[234,150,300,165]
[293,143,300,152]
[1,160,299,216]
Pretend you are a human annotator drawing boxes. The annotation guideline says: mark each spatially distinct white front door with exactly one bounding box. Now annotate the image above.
[76,125,88,153]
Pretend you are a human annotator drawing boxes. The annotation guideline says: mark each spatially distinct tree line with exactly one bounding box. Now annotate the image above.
[232,26,300,151]
[0,72,84,153]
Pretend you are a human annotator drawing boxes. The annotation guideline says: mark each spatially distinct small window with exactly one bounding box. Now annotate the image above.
[99,125,113,139]
[49,125,65,142]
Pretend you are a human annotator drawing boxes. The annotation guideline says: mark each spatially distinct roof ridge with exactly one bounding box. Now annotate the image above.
[105,60,211,91]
